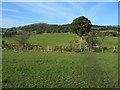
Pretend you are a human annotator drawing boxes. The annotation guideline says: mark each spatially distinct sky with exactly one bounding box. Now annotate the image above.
[0,2,118,28]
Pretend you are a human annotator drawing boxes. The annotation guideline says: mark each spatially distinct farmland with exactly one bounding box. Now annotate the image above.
[102,37,118,47]
[2,33,118,47]
[28,33,76,46]
[2,32,118,88]
[1,2,119,89]
[2,50,118,88]
[2,33,76,46]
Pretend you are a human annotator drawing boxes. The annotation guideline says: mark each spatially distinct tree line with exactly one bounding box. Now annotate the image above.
[2,16,118,53]
[2,23,69,37]
[1,21,119,37]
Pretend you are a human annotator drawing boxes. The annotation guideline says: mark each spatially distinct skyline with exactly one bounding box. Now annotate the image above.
[1,2,118,28]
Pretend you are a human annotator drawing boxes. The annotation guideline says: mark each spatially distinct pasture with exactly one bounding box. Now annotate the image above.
[2,33,118,48]
[2,33,76,46]
[102,37,118,47]
[2,32,118,88]
[2,50,118,88]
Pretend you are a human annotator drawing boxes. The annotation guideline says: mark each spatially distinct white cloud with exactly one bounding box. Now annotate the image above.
[19,2,76,23]
[3,14,37,20]
[0,8,19,12]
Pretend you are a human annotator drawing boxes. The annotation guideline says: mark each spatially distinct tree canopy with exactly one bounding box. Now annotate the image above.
[70,16,92,36]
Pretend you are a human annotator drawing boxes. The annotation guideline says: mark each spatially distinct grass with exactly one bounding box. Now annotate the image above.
[2,33,118,48]
[102,36,118,47]
[2,37,16,45]
[100,30,118,32]
[2,33,76,46]
[28,33,76,46]
[2,50,118,88]
[2,33,118,88]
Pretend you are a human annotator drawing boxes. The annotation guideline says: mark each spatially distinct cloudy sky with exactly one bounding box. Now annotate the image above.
[1,2,118,28]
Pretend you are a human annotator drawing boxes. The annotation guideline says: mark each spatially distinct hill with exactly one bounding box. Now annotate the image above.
[2,22,119,38]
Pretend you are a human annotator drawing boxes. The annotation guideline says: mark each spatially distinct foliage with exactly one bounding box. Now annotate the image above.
[14,31,31,49]
[2,20,118,38]
[70,16,92,36]
[96,31,105,42]
[103,31,118,37]
[2,33,118,53]
[83,31,101,49]
[92,25,118,31]
[2,28,17,37]
[19,23,69,34]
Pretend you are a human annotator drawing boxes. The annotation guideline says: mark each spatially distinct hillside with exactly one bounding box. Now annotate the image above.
[2,22,119,38]
[2,33,76,46]
[2,33,118,53]
[2,23,118,88]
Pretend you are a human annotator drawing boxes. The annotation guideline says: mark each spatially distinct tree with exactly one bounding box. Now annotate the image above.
[70,16,92,36]
[96,31,105,42]
[14,31,31,49]
[84,31,101,48]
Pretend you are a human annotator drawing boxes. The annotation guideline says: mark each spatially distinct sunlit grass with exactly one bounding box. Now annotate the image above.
[2,50,118,88]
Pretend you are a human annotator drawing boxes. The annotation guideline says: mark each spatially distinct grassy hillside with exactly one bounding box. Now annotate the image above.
[2,50,118,88]
[102,37,118,47]
[28,33,76,46]
[2,32,118,88]
[2,37,16,45]
[100,30,118,32]
[2,33,76,46]
[2,33,118,48]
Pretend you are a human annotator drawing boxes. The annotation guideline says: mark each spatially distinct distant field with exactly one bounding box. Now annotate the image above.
[2,37,16,45]
[2,33,76,46]
[28,33,76,46]
[2,33,118,48]
[102,37,118,47]
[100,30,118,32]
[2,50,118,88]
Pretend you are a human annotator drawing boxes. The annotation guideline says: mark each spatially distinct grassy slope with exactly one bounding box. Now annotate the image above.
[2,50,118,88]
[2,33,76,46]
[2,33,118,88]
[102,37,118,47]
[100,30,118,32]
[28,33,76,46]
[2,37,16,45]
[2,33,118,48]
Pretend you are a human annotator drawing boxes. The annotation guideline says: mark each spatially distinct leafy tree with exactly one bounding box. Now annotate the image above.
[70,16,92,36]
[84,31,101,49]
[15,31,31,49]
[96,31,105,42]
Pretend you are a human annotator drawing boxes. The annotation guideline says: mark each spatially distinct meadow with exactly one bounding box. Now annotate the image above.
[2,33,118,47]
[102,36,118,47]
[2,50,118,88]
[2,32,118,88]
[2,33,76,46]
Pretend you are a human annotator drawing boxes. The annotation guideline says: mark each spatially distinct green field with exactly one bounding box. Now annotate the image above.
[28,33,76,46]
[2,33,76,46]
[2,33,118,48]
[2,33,118,88]
[2,50,118,88]
[102,37,118,47]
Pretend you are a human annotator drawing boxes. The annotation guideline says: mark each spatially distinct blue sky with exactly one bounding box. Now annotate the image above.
[1,2,118,28]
